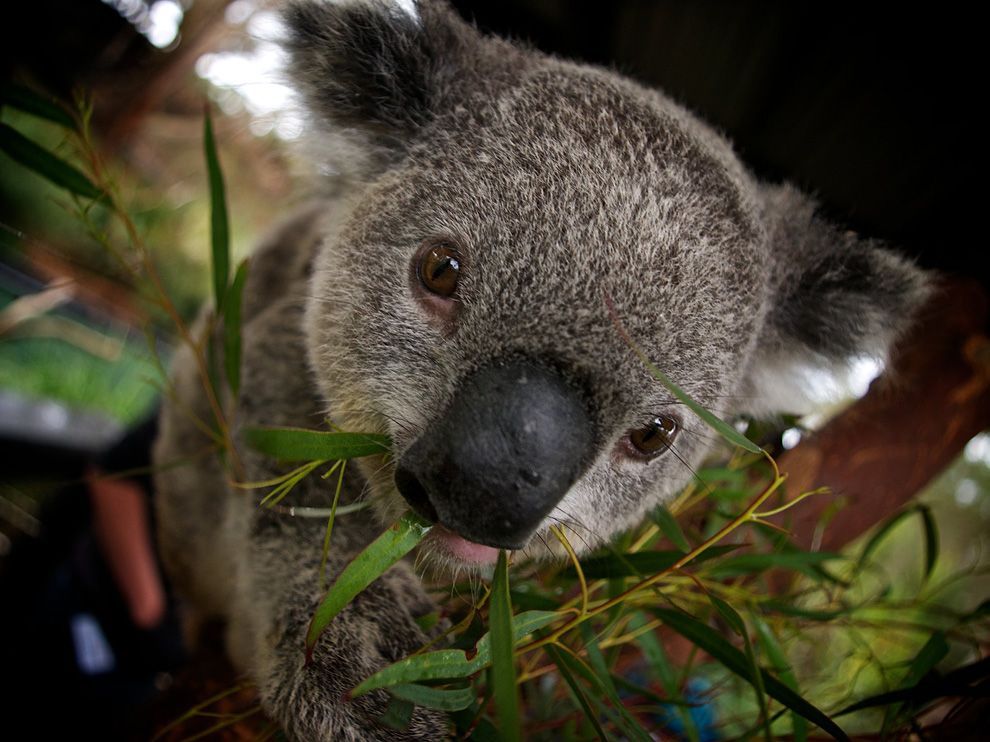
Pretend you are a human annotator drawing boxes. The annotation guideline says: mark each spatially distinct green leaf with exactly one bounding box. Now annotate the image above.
[752,616,808,742]
[0,83,77,129]
[0,123,102,199]
[352,610,560,695]
[918,504,939,581]
[704,596,771,740]
[305,512,433,659]
[544,644,609,739]
[203,108,229,312]
[856,508,913,571]
[578,623,653,742]
[706,551,842,579]
[378,695,414,730]
[856,505,939,581]
[881,631,950,731]
[490,550,522,741]
[650,607,848,741]
[387,683,475,711]
[628,611,699,740]
[572,544,740,579]
[653,505,691,553]
[760,600,852,622]
[223,259,248,395]
[244,427,391,461]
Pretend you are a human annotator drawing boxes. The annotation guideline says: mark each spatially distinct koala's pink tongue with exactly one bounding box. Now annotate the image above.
[433,525,501,564]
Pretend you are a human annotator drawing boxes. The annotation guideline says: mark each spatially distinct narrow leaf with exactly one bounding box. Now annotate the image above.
[490,550,522,741]
[653,505,691,553]
[856,509,913,571]
[378,695,414,730]
[203,108,229,312]
[352,610,559,695]
[0,123,102,199]
[223,259,248,395]
[305,512,432,659]
[387,683,475,711]
[579,623,653,742]
[752,615,807,742]
[544,644,610,739]
[0,82,77,129]
[918,504,939,581]
[573,544,740,579]
[706,551,842,579]
[244,427,390,461]
[651,607,848,741]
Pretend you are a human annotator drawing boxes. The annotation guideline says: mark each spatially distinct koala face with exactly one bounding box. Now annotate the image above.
[288,0,928,565]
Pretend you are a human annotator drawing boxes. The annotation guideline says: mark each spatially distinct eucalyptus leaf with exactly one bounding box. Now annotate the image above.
[387,683,475,711]
[0,123,102,199]
[203,108,229,313]
[244,427,390,461]
[305,512,432,659]
[223,259,248,395]
[490,550,522,741]
[0,82,77,129]
[572,544,740,579]
[651,607,848,740]
[352,610,560,695]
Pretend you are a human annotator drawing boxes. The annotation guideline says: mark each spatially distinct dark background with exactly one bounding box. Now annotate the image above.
[4,0,978,279]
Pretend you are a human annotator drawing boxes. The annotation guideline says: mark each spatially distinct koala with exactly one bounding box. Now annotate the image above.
[153,1,929,739]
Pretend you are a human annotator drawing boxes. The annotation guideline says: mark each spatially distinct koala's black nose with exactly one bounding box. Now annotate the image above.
[394,360,594,550]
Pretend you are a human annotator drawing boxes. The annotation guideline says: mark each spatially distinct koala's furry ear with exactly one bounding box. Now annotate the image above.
[283,0,492,173]
[744,184,931,415]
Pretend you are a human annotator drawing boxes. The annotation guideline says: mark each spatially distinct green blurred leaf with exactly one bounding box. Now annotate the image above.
[387,683,475,711]
[377,695,414,730]
[650,607,848,741]
[705,596,771,740]
[881,631,950,732]
[244,427,390,461]
[573,544,739,579]
[544,644,609,739]
[706,551,842,579]
[918,504,939,581]
[836,655,990,717]
[752,615,808,742]
[653,506,690,553]
[628,611,700,740]
[203,108,229,312]
[352,610,560,695]
[0,123,102,199]
[0,83,77,129]
[490,550,522,741]
[305,512,432,659]
[223,259,248,395]
[578,623,653,742]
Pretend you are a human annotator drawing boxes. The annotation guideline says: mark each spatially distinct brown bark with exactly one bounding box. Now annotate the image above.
[772,277,990,552]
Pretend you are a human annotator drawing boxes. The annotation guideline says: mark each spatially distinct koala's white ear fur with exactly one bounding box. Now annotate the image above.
[743,184,931,416]
[283,0,485,174]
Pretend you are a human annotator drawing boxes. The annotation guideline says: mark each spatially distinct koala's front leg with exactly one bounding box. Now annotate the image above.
[230,512,446,741]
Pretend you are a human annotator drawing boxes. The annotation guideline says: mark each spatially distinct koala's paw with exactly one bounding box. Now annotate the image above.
[257,566,448,741]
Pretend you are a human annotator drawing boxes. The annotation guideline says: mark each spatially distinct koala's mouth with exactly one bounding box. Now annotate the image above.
[427,525,501,565]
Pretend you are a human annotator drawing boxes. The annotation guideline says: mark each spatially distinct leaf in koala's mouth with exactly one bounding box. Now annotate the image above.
[305,511,432,661]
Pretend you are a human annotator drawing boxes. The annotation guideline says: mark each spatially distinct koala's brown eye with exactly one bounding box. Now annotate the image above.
[419,243,461,298]
[628,415,679,458]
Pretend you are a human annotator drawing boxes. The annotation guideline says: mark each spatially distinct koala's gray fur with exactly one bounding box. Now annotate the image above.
[153,1,930,738]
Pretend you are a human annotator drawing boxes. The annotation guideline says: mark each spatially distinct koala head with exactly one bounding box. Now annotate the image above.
[285,0,929,565]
